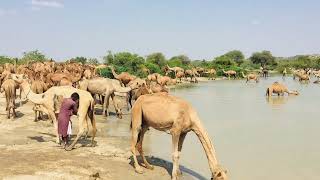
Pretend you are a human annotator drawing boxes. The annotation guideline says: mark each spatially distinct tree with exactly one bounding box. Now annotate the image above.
[250,51,276,66]
[103,50,114,64]
[106,52,145,74]
[0,56,13,64]
[146,52,166,67]
[224,50,245,64]
[71,57,87,64]
[21,50,46,62]
[87,58,99,65]
[168,55,191,69]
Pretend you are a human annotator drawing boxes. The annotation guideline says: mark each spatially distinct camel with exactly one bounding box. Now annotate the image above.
[0,79,17,119]
[165,65,184,77]
[205,68,217,80]
[222,69,236,80]
[156,75,172,86]
[31,80,48,121]
[185,70,198,83]
[262,67,268,78]
[196,67,205,77]
[175,71,185,83]
[18,79,96,150]
[266,82,299,96]
[59,77,73,86]
[108,66,136,86]
[282,68,287,78]
[298,74,310,83]
[80,77,137,118]
[95,64,108,76]
[147,73,160,82]
[241,72,259,83]
[130,93,227,180]
[83,69,93,79]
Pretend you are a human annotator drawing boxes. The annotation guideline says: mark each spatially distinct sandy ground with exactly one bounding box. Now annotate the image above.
[0,80,208,180]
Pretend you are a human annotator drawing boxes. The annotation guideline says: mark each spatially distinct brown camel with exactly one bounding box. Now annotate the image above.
[108,66,136,86]
[241,72,259,83]
[59,77,73,86]
[175,71,185,83]
[156,75,172,86]
[298,74,310,83]
[266,82,299,96]
[0,79,17,119]
[130,93,227,180]
[222,69,236,80]
[18,79,96,150]
[147,73,160,82]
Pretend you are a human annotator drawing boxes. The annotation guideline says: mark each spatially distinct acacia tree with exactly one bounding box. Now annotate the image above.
[250,51,276,66]
[224,50,245,65]
[21,50,46,63]
[146,52,166,67]
[71,57,87,64]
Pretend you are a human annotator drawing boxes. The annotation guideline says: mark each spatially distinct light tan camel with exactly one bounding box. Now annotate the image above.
[31,80,48,121]
[108,66,136,86]
[0,79,17,119]
[59,77,73,86]
[165,65,184,77]
[185,69,198,83]
[156,75,172,86]
[80,77,137,118]
[222,69,236,80]
[130,93,227,180]
[19,80,96,150]
[241,72,259,83]
[266,82,299,96]
[298,74,310,83]
[205,68,217,80]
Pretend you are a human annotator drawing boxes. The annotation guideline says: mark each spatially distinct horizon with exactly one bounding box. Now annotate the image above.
[1,0,319,61]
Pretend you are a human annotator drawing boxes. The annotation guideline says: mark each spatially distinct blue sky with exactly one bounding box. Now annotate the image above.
[0,0,319,61]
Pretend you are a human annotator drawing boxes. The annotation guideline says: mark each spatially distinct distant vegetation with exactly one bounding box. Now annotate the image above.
[1,49,319,78]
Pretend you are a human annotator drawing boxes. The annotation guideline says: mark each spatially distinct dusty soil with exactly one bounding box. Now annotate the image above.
[0,87,201,180]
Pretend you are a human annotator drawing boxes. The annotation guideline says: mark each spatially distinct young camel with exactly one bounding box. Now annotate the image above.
[130,93,227,180]
[18,79,96,151]
[266,82,299,96]
[241,72,259,83]
[0,79,17,119]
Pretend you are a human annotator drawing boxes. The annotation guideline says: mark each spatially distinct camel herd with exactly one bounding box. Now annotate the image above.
[1,60,318,180]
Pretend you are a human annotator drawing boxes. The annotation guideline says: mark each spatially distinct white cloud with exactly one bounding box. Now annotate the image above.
[31,0,64,8]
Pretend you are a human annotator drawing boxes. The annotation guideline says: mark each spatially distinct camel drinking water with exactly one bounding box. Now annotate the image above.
[130,93,227,180]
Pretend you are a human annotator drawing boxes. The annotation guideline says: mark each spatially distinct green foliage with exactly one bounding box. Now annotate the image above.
[103,50,114,64]
[250,50,277,67]
[168,55,190,69]
[145,62,162,74]
[0,56,13,64]
[71,57,87,64]
[223,50,245,65]
[20,50,46,63]
[87,58,99,65]
[146,52,166,67]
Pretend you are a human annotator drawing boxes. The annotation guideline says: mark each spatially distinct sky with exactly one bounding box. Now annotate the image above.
[0,0,319,61]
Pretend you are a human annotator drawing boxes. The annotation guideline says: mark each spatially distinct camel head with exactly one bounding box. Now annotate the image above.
[212,166,228,180]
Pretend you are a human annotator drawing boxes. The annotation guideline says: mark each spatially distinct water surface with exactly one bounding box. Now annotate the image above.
[144,77,320,180]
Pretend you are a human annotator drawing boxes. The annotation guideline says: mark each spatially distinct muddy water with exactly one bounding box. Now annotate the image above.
[143,77,320,180]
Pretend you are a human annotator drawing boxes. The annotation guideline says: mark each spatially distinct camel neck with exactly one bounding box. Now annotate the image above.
[193,121,219,175]
[21,81,45,105]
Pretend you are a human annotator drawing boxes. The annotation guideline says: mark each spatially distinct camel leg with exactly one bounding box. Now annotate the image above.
[131,117,144,173]
[66,115,88,151]
[111,93,122,118]
[102,94,110,116]
[171,133,181,180]
[177,133,187,175]
[136,126,154,170]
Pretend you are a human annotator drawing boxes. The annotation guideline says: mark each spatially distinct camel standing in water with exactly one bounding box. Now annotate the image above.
[130,93,227,180]
[222,69,236,80]
[266,82,299,96]
[241,72,259,83]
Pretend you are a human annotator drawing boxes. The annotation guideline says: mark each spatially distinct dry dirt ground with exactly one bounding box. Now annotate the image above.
[0,92,199,180]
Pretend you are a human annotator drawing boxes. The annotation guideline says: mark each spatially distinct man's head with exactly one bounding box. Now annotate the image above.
[71,93,80,103]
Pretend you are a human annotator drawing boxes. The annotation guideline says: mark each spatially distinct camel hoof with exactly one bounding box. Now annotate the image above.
[65,146,73,151]
[56,138,60,144]
[146,165,154,170]
[135,167,144,174]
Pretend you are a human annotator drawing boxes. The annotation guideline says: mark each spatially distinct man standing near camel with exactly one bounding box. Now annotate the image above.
[58,93,79,149]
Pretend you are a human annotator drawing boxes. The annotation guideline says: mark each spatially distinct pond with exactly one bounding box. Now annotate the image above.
[144,76,320,180]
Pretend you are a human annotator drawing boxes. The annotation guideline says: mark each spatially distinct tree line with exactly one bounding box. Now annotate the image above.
[1,49,319,78]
